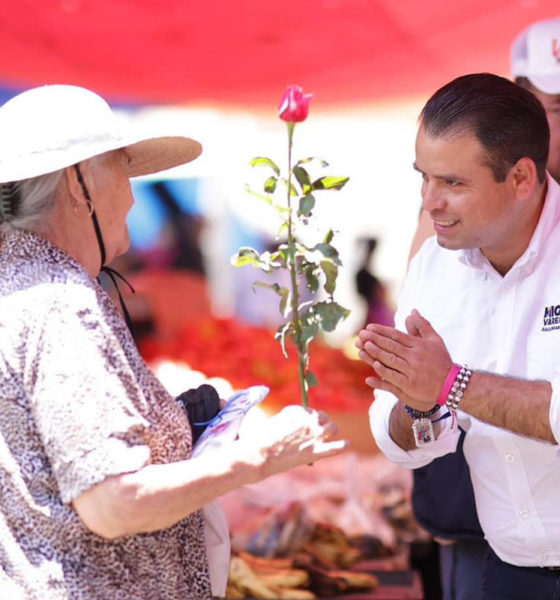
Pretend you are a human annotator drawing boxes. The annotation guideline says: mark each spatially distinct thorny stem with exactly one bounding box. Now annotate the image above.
[285,122,308,407]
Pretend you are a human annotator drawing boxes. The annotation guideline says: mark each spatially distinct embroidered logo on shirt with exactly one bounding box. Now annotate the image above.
[542,305,560,331]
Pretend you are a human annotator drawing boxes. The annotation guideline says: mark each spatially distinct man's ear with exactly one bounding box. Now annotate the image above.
[508,157,538,200]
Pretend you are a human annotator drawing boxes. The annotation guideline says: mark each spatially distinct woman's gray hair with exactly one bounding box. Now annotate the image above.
[0,152,118,237]
[0,169,64,236]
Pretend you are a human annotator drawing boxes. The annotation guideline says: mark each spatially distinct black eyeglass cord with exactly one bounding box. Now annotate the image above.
[73,164,136,334]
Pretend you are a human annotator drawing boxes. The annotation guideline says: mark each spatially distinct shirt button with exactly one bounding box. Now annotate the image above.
[503,285,510,294]
[505,454,514,462]
[519,508,530,519]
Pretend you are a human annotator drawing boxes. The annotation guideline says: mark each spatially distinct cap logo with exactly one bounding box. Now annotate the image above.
[553,39,560,62]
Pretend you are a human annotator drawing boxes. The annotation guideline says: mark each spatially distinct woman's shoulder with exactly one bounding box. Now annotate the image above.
[2,262,97,311]
[0,229,99,307]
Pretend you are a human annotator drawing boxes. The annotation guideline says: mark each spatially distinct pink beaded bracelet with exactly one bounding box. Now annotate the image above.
[437,364,461,406]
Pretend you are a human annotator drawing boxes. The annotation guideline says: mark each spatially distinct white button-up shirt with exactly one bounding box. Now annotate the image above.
[370,174,560,567]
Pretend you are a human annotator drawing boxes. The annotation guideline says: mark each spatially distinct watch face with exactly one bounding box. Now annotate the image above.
[412,418,435,447]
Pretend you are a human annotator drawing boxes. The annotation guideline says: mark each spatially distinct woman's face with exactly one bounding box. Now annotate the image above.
[91,150,135,263]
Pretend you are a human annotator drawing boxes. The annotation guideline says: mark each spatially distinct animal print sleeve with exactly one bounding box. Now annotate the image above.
[24,282,153,503]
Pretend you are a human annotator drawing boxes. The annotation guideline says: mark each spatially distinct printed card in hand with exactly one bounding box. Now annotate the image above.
[192,385,269,457]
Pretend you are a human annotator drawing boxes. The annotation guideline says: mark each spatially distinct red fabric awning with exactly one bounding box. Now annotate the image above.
[1,2,558,107]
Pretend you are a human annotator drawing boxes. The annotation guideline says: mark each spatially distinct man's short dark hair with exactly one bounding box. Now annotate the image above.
[420,73,550,182]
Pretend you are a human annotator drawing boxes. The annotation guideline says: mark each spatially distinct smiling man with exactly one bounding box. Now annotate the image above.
[358,73,560,600]
[401,19,560,600]
[408,17,560,263]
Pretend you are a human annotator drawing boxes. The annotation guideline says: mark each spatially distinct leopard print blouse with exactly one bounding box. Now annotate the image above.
[0,229,212,599]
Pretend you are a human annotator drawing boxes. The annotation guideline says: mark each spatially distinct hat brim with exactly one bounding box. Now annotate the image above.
[0,133,202,183]
[125,136,202,178]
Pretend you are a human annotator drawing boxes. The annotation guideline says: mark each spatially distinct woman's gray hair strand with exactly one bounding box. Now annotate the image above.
[0,169,63,236]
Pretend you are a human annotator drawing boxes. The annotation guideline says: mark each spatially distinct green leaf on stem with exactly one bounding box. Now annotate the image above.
[280,177,299,197]
[269,250,286,268]
[279,288,291,317]
[312,176,349,191]
[303,264,320,293]
[293,166,311,191]
[296,157,329,168]
[245,185,273,205]
[264,176,277,193]
[273,204,292,215]
[313,243,341,261]
[305,370,318,389]
[231,247,263,268]
[300,320,318,351]
[313,301,351,332]
[298,194,315,217]
[277,244,289,263]
[304,243,341,265]
[278,222,289,237]
[253,282,291,317]
[231,248,281,272]
[265,251,283,268]
[298,299,314,312]
[320,260,338,295]
[250,156,280,175]
[275,322,293,359]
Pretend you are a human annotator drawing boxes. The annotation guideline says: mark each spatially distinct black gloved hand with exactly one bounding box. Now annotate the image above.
[176,384,221,443]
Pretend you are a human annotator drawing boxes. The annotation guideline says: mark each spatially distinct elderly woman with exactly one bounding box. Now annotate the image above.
[0,85,346,599]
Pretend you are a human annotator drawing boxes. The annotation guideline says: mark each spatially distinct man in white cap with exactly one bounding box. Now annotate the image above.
[512,16,560,183]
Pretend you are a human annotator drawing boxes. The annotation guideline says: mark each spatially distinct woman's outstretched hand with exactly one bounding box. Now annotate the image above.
[237,405,348,481]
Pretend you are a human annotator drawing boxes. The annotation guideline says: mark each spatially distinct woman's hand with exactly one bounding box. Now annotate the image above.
[73,406,347,539]
[236,406,347,481]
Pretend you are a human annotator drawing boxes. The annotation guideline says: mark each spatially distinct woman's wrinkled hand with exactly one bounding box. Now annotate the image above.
[237,405,348,480]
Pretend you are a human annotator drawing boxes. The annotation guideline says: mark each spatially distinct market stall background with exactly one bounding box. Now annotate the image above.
[0,1,557,107]
[1,5,559,597]
[0,2,557,334]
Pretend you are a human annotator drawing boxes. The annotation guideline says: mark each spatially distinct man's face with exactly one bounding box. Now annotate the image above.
[414,126,525,273]
[530,87,560,184]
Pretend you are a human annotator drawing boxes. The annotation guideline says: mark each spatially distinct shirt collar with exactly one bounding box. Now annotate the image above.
[458,173,560,275]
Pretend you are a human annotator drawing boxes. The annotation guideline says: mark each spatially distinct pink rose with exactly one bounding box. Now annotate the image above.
[278,85,312,122]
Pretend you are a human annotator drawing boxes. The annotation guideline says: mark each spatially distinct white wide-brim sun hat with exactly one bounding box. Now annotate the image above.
[0,84,202,183]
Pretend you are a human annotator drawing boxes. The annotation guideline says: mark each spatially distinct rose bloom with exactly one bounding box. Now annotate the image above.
[279,85,312,122]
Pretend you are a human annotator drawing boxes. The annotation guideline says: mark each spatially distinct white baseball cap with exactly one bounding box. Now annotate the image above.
[511,16,560,94]
[0,84,202,183]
